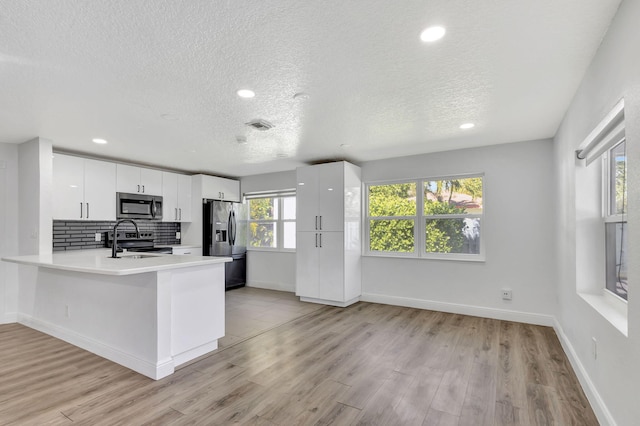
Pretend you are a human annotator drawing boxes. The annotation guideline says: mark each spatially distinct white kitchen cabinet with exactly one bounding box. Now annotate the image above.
[296,162,346,232]
[53,154,116,221]
[172,247,202,255]
[295,161,361,307]
[162,172,192,222]
[177,174,193,222]
[198,174,240,202]
[117,164,163,195]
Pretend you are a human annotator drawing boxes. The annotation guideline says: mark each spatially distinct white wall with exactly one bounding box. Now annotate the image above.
[241,171,297,292]
[0,143,19,323]
[553,0,639,424]
[17,138,53,314]
[360,140,557,324]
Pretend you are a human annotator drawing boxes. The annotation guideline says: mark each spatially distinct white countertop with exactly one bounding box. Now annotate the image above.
[2,249,231,276]
[156,244,202,249]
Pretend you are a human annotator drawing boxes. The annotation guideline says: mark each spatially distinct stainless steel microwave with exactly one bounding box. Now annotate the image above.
[116,192,163,220]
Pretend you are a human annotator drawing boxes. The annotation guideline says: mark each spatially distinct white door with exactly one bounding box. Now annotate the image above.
[53,154,85,220]
[295,232,320,298]
[162,172,179,222]
[116,164,141,193]
[140,168,163,195]
[317,163,344,232]
[84,159,116,221]
[177,174,192,222]
[318,231,345,302]
[296,166,320,232]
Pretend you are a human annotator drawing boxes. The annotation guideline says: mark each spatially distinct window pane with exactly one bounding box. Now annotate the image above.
[605,222,627,300]
[283,196,296,220]
[283,221,296,249]
[249,222,276,248]
[369,219,415,252]
[425,218,480,254]
[368,183,416,216]
[249,198,277,220]
[424,177,483,215]
[609,141,626,215]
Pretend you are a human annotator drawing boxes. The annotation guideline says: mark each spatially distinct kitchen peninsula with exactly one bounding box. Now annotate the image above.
[2,250,231,380]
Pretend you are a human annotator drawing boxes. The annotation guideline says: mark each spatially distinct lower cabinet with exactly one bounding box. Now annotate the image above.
[296,231,360,306]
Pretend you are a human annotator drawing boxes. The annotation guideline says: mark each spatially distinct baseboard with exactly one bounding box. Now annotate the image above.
[246,280,295,293]
[300,296,360,308]
[2,312,18,324]
[18,314,174,380]
[173,340,218,367]
[553,318,616,426]
[360,293,555,326]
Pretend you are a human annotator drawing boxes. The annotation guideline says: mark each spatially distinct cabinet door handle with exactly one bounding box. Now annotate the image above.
[86,203,89,219]
[137,184,140,193]
[319,215,322,230]
[319,233,322,248]
[80,202,83,218]
[222,192,225,199]
[179,208,182,220]
[175,208,178,221]
[315,216,318,230]
[315,233,318,247]
[142,185,145,193]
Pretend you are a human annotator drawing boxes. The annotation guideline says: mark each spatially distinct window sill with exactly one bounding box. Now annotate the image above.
[578,291,628,336]
[363,252,485,263]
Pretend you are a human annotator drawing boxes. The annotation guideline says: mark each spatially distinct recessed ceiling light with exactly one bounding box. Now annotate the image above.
[236,136,247,144]
[92,138,108,144]
[420,26,446,42]
[161,113,179,121]
[237,89,255,98]
[459,123,475,130]
[293,92,310,100]
[340,144,351,149]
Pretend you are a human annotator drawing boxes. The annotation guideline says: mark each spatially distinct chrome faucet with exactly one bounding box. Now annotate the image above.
[111,219,140,258]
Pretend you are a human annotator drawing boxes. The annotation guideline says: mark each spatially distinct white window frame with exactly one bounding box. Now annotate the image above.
[364,173,485,261]
[602,140,627,302]
[246,193,296,252]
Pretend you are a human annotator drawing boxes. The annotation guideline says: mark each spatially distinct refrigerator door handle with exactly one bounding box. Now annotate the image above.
[231,210,237,245]
[227,210,233,246]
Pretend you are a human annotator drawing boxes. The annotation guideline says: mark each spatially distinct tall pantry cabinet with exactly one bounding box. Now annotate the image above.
[295,161,361,307]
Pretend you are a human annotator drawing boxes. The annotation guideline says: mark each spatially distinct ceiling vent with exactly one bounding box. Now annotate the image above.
[245,119,274,131]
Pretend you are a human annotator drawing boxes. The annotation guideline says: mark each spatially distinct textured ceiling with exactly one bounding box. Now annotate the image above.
[0,0,622,177]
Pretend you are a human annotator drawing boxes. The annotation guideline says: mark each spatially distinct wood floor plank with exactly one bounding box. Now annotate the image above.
[423,408,460,426]
[0,289,598,426]
[458,361,497,426]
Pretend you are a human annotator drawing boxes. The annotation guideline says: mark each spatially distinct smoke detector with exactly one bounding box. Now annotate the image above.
[245,119,274,131]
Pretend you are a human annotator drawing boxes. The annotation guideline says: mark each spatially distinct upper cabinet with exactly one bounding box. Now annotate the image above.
[198,174,240,202]
[296,162,349,232]
[53,154,116,221]
[162,172,192,222]
[116,164,162,196]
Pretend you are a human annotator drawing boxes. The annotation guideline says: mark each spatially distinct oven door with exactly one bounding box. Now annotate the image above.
[116,193,163,220]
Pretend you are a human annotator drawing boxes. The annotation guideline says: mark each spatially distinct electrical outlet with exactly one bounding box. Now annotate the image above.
[592,337,597,359]
[176,231,181,239]
[501,289,513,300]
[95,232,102,242]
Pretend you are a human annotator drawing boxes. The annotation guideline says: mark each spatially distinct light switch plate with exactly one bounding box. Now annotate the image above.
[176,231,181,239]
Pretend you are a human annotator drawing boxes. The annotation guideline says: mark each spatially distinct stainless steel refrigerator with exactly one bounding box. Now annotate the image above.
[202,199,247,290]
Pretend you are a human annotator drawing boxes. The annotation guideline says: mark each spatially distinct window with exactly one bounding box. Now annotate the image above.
[246,193,296,250]
[604,140,627,300]
[575,99,627,305]
[366,175,483,260]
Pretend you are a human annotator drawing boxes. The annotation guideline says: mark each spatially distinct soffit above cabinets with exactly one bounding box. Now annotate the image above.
[0,0,622,177]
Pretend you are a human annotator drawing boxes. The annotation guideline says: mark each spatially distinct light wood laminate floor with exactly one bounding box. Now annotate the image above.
[0,288,598,425]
